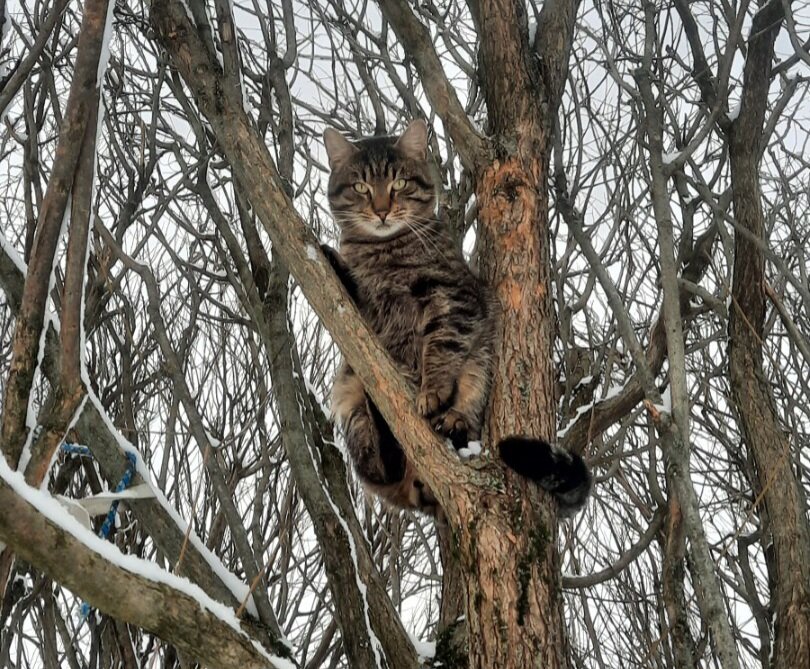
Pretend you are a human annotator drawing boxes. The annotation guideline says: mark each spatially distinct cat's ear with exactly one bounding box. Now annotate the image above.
[323,129,359,169]
[395,120,428,160]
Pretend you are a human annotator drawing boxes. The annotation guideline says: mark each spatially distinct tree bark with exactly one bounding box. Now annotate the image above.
[452,0,580,666]
[728,3,810,664]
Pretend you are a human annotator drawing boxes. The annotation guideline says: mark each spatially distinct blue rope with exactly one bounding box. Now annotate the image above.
[61,443,92,457]
[61,444,138,621]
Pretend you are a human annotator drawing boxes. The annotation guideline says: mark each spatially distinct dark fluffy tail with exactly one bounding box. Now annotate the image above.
[498,436,592,517]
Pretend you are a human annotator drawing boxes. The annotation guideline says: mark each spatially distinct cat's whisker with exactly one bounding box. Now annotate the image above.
[402,218,446,256]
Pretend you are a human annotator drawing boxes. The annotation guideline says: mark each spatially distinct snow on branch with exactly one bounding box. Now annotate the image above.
[0,457,297,669]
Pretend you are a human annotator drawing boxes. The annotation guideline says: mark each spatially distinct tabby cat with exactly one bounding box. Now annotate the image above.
[323,120,591,518]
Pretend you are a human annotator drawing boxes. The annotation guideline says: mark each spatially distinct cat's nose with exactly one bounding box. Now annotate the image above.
[376,210,389,222]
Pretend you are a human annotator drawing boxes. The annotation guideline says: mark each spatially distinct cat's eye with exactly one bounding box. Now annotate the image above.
[392,178,407,191]
[353,182,370,194]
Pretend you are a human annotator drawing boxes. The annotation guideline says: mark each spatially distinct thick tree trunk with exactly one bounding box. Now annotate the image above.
[729,148,810,668]
[461,149,569,669]
[453,0,578,664]
[727,3,810,665]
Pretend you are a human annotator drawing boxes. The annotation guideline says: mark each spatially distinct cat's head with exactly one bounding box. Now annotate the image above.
[323,121,436,240]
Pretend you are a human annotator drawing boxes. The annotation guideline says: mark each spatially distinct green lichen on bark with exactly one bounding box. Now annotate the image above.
[517,520,551,625]
[432,618,467,668]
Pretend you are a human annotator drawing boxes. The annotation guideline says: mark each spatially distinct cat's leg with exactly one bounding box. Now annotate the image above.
[417,293,491,448]
[415,292,478,421]
[332,366,405,485]
[321,244,360,303]
[417,346,469,450]
[432,353,491,445]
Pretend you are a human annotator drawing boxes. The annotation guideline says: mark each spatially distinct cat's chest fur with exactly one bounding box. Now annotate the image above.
[340,239,439,373]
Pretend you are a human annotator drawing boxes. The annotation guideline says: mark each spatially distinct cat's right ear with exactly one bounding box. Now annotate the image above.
[323,129,359,169]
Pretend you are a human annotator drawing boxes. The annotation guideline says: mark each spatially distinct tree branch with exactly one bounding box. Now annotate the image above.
[376,0,489,172]
[0,462,296,669]
[150,0,494,528]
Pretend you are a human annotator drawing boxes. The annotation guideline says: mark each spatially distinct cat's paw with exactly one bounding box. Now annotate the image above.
[417,382,455,418]
[431,409,468,450]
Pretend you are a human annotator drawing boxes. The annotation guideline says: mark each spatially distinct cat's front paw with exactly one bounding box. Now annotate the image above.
[416,382,455,418]
[431,409,468,450]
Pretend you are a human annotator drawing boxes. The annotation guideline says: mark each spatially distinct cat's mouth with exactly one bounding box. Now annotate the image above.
[370,218,406,236]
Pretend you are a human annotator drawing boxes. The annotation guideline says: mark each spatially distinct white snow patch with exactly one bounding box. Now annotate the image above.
[408,633,436,661]
[459,440,482,459]
[557,380,630,439]
[557,403,592,439]
[573,375,593,390]
[602,380,629,401]
[728,100,741,121]
[653,386,672,413]
[306,244,319,262]
[0,233,26,274]
[662,150,682,165]
[528,20,537,45]
[96,0,115,86]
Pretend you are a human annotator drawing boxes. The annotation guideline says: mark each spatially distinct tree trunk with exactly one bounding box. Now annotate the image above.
[460,148,569,669]
[453,0,579,664]
[729,147,810,668]
[727,3,810,665]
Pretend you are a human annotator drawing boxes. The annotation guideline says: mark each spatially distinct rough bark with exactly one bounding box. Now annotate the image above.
[728,2,810,664]
[456,0,580,666]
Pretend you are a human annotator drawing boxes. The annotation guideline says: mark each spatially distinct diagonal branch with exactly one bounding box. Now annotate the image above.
[0,461,296,669]
[150,0,494,527]
[376,0,489,172]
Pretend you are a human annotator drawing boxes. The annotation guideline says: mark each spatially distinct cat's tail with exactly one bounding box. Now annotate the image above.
[498,436,592,518]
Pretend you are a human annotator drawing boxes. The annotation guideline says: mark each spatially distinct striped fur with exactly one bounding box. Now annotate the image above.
[325,121,591,518]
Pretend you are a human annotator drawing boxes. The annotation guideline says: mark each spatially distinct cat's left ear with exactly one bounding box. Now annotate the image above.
[395,120,428,160]
[323,129,359,169]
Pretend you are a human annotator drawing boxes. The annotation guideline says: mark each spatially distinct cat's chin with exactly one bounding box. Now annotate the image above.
[345,221,410,240]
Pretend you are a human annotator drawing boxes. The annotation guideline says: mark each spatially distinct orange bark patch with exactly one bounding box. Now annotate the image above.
[498,278,523,310]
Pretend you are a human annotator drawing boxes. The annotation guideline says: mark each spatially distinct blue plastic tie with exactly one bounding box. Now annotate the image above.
[61,443,92,457]
[60,445,138,621]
